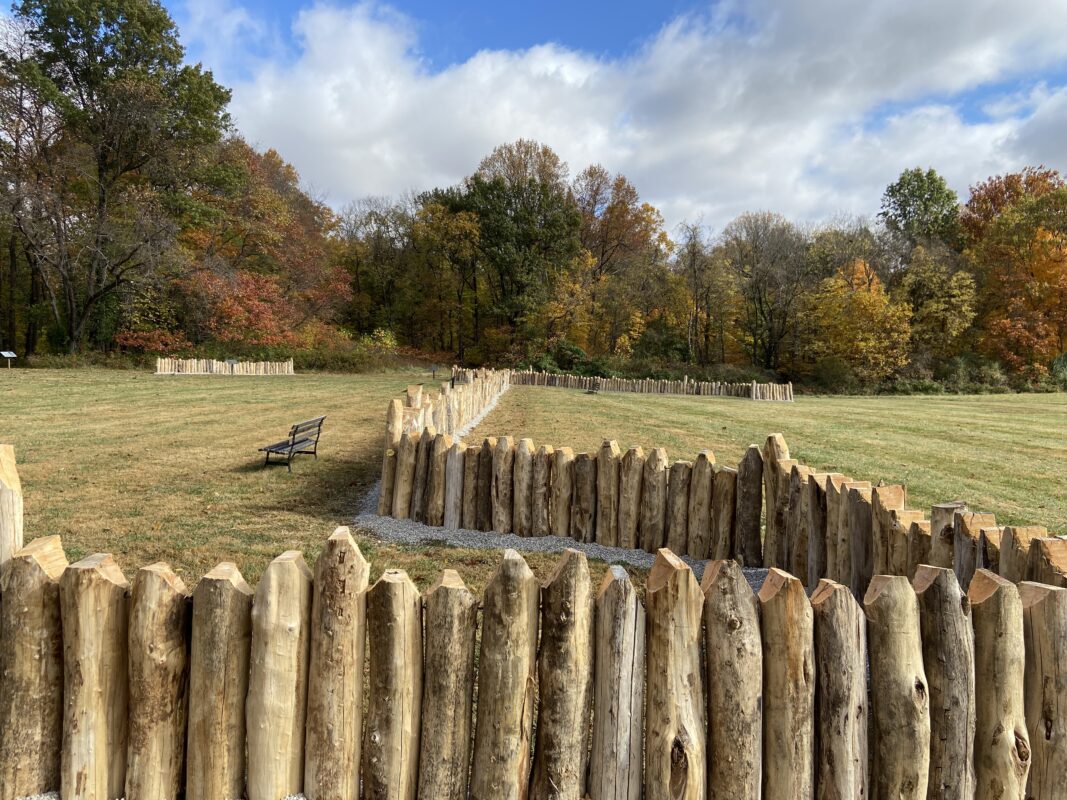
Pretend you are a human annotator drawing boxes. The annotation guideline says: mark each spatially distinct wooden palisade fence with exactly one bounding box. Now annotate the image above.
[155,357,295,375]
[508,367,794,401]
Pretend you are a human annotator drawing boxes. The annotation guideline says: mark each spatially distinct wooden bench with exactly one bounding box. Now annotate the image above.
[259,416,325,471]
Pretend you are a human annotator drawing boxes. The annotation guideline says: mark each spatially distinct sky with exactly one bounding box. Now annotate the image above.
[164,0,1067,232]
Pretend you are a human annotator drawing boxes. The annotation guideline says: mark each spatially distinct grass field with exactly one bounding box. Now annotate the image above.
[468,386,1067,534]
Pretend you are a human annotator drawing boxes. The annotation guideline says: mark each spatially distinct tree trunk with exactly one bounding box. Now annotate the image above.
[512,438,536,536]
[848,485,874,602]
[392,431,419,520]
[462,444,480,530]
[411,426,437,524]
[639,448,669,553]
[595,440,622,547]
[444,442,467,530]
[492,436,516,534]
[551,447,575,538]
[686,451,715,559]
[761,434,790,569]
[665,460,693,555]
[571,453,598,544]
[426,433,453,527]
[531,444,555,538]
[710,465,737,561]
[1019,582,1067,800]
[735,445,764,568]
[614,447,643,550]
[477,437,498,532]
[378,399,404,515]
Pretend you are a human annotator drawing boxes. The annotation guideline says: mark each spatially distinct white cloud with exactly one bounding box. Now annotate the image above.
[185,0,1067,231]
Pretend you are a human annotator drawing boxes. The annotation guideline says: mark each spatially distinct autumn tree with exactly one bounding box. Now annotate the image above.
[960,166,1064,245]
[894,244,976,367]
[675,222,737,364]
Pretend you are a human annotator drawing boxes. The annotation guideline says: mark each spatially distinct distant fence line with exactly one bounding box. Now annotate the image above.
[508,367,795,401]
[155,357,295,375]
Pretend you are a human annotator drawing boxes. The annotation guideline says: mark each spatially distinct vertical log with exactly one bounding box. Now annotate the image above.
[126,563,191,800]
[246,551,314,800]
[710,465,737,561]
[823,474,849,582]
[418,571,478,800]
[912,565,975,799]
[513,438,536,537]
[477,437,498,532]
[531,444,555,538]
[1019,582,1067,800]
[871,484,907,577]
[761,434,790,569]
[531,549,595,800]
[0,535,66,800]
[969,570,1031,799]
[686,451,715,559]
[571,453,598,544]
[590,567,644,800]
[785,464,812,580]
[835,480,869,586]
[444,442,467,530]
[1026,537,1067,587]
[977,526,1003,573]
[0,445,25,567]
[906,520,931,580]
[462,444,480,530]
[411,426,437,523]
[645,550,705,800]
[929,501,967,569]
[378,399,404,515]
[596,440,622,547]
[810,579,867,800]
[362,570,422,800]
[665,460,693,555]
[702,560,761,800]
[805,472,834,588]
[60,554,130,800]
[551,447,575,538]
[639,448,669,553]
[426,433,453,527]
[617,446,645,550]
[471,550,540,800]
[758,568,814,800]
[772,459,798,568]
[392,431,419,520]
[954,511,996,591]
[306,529,370,800]
[492,436,516,534]
[735,445,764,568]
[864,575,930,800]
[1000,526,1047,583]
[848,485,874,601]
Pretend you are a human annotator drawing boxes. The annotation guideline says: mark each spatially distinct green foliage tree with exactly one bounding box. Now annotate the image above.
[895,244,976,367]
[879,167,960,246]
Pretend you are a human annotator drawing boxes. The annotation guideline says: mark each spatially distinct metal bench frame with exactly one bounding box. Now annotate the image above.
[259,416,326,472]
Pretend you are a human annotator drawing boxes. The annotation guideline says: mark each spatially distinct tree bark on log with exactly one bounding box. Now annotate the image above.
[418,570,478,800]
[411,426,437,523]
[639,448,669,553]
[761,434,790,569]
[710,466,737,561]
[1019,581,1067,800]
[805,473,834,589]
[551,447,575,538]
[906,520,931,580]
[665,460,693,555]
[686,451,715,559]
[246,551,314,800]
[645,550,706,800]
[770,459,797,568]
[492,436,516,534]
[513,438,536,537]
[912,565,975,799]
[929,501,967,569]
[462,444,480,530]
[1026,537,1067,587]
[864,575,930,800]
[0,535,66,800]
[977,526,1003,573]
[0,444,23,568]
[954,511,996,592]
[822,474,848,583]
[871,484,907,578]
[617,446,645,550]
[444,442,467,530]
[969,570,1031,800]
[531,549,595,800]
[848,485,874,602]
[834,480,869,587]
[532,445,555,538]
[702,559,761,800]
[306,529,370,800]
[810,579,867,800]
[60,554,130,800]
[126,563,192,800]
[362,570,422,800]
[596,440,622,548]
[426,433,454,528]
[1000,526,1047,583]
[471,550,540,800]
[785,464,812,580]
[379,399,404,515]
[590,566,644,800]
[477,438,498,532]
[569,453,597,543]
[187,562,253,800]
[392,431,419,520]
[735,445,764,568]
[758,568,814,800]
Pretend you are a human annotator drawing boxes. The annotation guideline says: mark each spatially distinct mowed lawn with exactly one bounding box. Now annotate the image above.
[468,386,1067,534]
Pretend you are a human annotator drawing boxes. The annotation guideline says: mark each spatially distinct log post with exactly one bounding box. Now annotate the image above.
[735,445,764,567]
[470,550,540,800]
[462,444,480,530]
[362,570,422,800]
[0,445,24,567]
[805,472,834,588]
[60,554,130,800]
[531,549,595,799]
[378,399,404,515]
[492,436,516,534]
[864,575,930,800]
[810,579,867,799]
[418,570,478,800]
[1019,582,1067,800]
[411,426,437,523]
[639,448,669,553]
[758,568,814,799]
[392,431,419,519]
[710,465,737,561]
[977,526,1003,573]
[187,562,253,800]
[871,484,907,577]
[590,567,644,800]
[513,438,536,536]
[761,434,790,568]
[306,529,370,800]
[785,464,812,579]
[593,440,623,548]
[969,570,1031,799]
[835,479,869,586]
[823,473,849,582]
[1026,537,1067,586]
[906,520,931,579]
[929,501,967,569]
[246,551,314,800]
[551,447,575,538]
[701,559,761,799]
[444,442,467,530]
[665,460,693,555]
[426,433,453,527]
[848,485,874,601]
[531,444,555,538]
[0,536,66,800]
[571,453,598,543]
[617,446,645,550]
[1000,526,1047,583]
[126,563,192,800]
[686,451,715,559]
[477,437,498,532]
[771,459,798,567]
[912,565,975,799]
[954,511,996,591]
[645,550,705,800]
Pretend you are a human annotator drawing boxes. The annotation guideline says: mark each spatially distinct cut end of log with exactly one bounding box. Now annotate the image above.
[543,548,588,588]
[492,548,534,584]
[597,564,633,599]
[375,568,418,592]
[1017,580,1064,609]
[322,527,369,569]
[624,445,645,460]
[601,440,622,457]
[139,562,190,597]
[67,553,129,588]
[967,568,1012,604]
[698,558,743,594]
[757,567,801,602]
[810,578,848,607]
[271,550,313,581]
[862,573,910,606]
[911,564,955,594]
[12,534,68,580]
[647,548,690,592]
[427,568,467,594]
[0,443,22,492]
[201,561,253,595]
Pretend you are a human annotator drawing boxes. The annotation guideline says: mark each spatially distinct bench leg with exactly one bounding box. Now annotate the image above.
[263,453,271,468]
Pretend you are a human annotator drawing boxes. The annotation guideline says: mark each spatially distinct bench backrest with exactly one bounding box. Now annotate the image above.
[289,416,326,442]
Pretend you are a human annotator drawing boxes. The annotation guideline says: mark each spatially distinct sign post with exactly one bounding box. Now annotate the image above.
[1,351,15,369]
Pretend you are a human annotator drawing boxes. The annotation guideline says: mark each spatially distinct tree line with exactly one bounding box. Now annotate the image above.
[2,0,1065,391]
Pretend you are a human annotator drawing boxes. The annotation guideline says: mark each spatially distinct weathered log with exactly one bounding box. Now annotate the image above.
[531,444,555,537]
[769,459,797,567]
[0,535,66,800]
[1000,526,1047,583]
[617,446,645,550]
[758,568,814,799]
[761,434,790,568]
[531,549,595,799]
[1019,581,1067,800]
[492,436,516,534]
[785,464,812,579]
[571,453,598,543]
[701,559,761,799]
[871,484,907,577]
[645,550,705,800]
[411,426,437,523]
[418,570,478,800]
[406,383,423,408]
[378,399,404,515]
[906,519,931,579]
[426,433,453,527]
[0,445,23,568]
[954,511,996,591]
[512,438,536,536]
[686,450,715,559]
[864,575,930,800]
[305,529,370,800]
[60,554,130,800]
[551,447,575,538]
[476,437,498,532]
[977,526,1003,573]
[735,445,764,567]
[912,565,975,799]
[596,440,622,547]
[848,484,874,601]
[126,563,192,800]
[462,443,480,530]
[444,441,467,530]
[470,550,540,800]
[665,460,693,555]
[1026,536,1067,587]
[969,570,1031,799]
[590,566,645,800]
[810,579,867,800]
[187,562,253,800]
[639,448,669,553]
[362,569,422,800]
[246,551,314,800]
[710,465,737,561]
[835,479,869,586]
[804,472,834,588]
[391,431,419,519]
[929,500,967,569]
[823,474,851,582]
